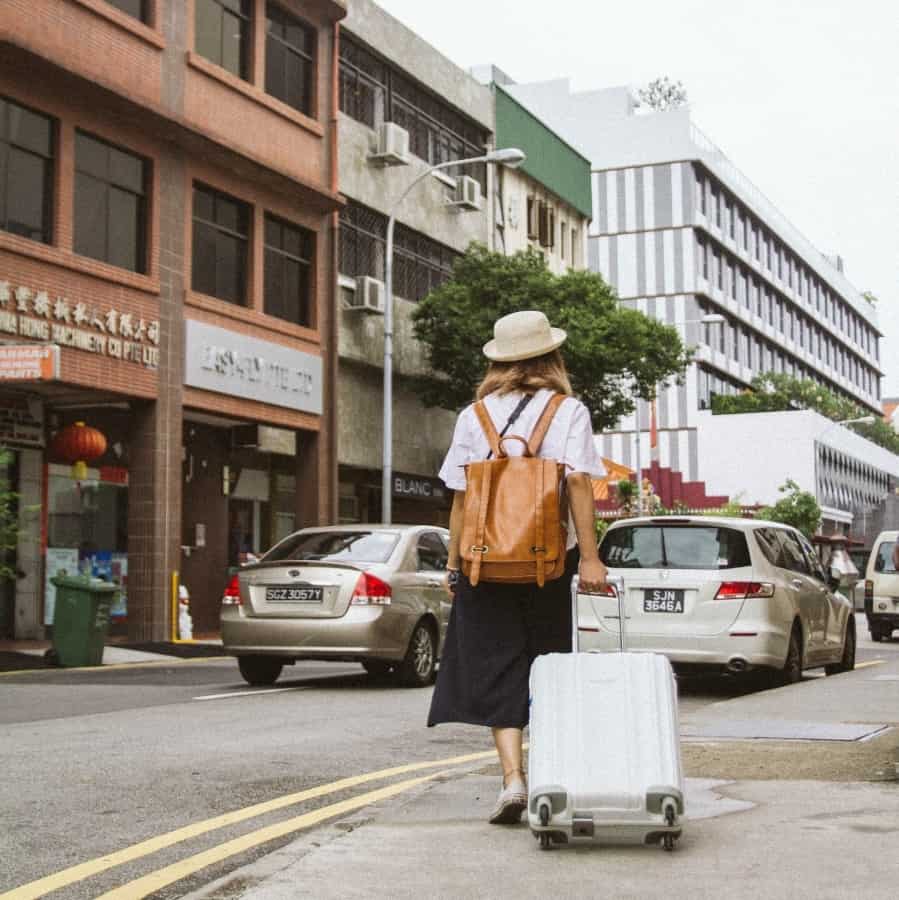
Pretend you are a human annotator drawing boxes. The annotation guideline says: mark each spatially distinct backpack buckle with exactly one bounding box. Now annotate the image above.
[532,546,547,554]
[470,545,488,554]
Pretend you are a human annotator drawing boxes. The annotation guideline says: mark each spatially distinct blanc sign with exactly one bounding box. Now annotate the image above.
[184,320,323,415]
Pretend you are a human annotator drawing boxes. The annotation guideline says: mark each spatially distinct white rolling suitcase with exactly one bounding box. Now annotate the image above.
[527,575,684,851]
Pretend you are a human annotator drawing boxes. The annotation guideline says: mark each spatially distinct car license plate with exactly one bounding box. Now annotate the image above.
[643,589,685,613]
[265,585,324,603]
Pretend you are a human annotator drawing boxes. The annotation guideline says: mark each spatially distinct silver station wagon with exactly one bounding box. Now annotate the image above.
[221,525,451,688]
[584,516,855,683]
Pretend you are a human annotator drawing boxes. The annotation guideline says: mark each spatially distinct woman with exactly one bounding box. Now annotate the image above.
[428,310,608,825]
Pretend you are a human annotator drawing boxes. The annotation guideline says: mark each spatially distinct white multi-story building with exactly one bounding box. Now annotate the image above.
[506,82,887,521]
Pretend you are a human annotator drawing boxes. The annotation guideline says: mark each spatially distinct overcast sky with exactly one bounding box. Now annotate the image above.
[375,0,898,399]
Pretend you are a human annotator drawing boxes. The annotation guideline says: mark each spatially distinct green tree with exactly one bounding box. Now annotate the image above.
[711,372,899,455]
[0,447,19,582]
[758,479,822,538]
[411,245,692,428]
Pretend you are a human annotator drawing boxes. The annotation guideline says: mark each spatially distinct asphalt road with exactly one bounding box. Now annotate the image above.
[0,614,894,899]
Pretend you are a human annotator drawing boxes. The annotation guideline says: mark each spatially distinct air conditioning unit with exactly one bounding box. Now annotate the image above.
[349,276,385,314]
[369,122,410,166]
[449,175,481,211]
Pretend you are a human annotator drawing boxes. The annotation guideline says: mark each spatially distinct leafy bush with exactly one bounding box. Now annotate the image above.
[0,447,19,582]
[757,479,822,538]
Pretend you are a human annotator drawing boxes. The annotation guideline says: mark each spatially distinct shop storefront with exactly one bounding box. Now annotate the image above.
[180,319,326,634]
[337,465,451,527]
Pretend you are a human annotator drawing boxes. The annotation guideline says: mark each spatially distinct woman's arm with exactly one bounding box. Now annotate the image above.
[567,472,608,592]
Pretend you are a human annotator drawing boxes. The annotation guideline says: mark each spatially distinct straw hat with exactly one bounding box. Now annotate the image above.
[482,310,567,362]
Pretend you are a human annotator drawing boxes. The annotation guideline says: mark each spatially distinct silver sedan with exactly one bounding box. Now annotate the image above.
[221,524,451,687]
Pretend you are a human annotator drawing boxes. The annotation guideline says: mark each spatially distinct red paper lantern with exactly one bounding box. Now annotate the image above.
[50,421,107,480]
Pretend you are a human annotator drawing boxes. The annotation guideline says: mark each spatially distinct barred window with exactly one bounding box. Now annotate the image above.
[338,34,488,195]
[339,201,457,303]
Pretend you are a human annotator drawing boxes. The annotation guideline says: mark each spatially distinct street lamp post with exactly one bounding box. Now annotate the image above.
[632,313,726,515]
[381,148,526,523]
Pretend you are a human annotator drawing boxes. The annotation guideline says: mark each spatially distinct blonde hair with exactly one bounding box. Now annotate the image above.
[476,349,573,400]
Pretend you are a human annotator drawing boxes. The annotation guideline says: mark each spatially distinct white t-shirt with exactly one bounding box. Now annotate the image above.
[439,389,606,549]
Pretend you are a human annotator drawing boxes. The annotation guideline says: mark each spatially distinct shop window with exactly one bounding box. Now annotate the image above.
[264,213,314,326]
[74,131,148,273]
[107,0,148,21]
[266,3,315,115]
[0,96,54,245]
[196,0,251,80]
[46,466,129,627]
[192,183,250,305]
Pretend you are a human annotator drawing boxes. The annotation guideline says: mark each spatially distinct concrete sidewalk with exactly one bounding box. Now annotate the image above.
[0,639,225,672]
[184,651,899,900]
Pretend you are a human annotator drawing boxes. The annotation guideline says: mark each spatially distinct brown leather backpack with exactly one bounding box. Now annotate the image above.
[460,394,568,588]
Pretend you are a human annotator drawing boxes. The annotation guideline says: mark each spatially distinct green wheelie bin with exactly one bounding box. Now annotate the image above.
[49,576,119,667]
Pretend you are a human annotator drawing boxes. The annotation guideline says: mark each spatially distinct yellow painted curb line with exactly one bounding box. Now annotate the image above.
[94,772,448,899]
[0,749,498,900]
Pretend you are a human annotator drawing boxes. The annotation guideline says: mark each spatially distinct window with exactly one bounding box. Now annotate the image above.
[600,524,751,570]
[195,0,250,80]
[265,530,400,564]
[570,228,579,266]
[107,0,148,21]
[339,200,457,302]
[264,213,314,326]
[339,34,488,194]
[0,97,54,244]
[266,3,315,115]
[417,532,448,571]
[74,131,147,272]
[560,220,567,260]
[192,183,250,304]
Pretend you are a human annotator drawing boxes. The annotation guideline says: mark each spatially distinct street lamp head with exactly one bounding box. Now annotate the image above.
[486,147,526,168]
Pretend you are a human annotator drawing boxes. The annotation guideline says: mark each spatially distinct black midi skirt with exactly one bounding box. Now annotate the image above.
[427,549,578,730]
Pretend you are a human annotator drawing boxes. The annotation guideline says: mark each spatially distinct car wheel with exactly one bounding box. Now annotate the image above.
[362,660,394,678]
[775,624,803,686]
[870,628,883,642]
[825,618,856,675]
[397,621,437,687]
[237,656,283,686]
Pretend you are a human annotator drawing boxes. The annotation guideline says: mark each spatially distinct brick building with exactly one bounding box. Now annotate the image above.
[0,0,346,641]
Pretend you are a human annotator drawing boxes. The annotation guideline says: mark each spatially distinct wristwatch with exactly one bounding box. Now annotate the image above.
[446,568,461,591]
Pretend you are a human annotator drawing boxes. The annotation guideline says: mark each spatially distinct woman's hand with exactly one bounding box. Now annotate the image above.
[578,556,608,594]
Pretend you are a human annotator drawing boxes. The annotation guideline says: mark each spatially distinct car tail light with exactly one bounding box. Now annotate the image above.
[221,574,242,606]
[715,581,774,600]
[351,572,392,606]
[592,583,619,598]
[865,580,874,602]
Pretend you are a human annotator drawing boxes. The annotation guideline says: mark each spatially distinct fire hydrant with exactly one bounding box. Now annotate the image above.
[178,584,193,640]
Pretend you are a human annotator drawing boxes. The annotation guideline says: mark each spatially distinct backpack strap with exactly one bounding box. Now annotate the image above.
[469,462,493,586]
[534,459,546,587]
[527,393,566,456]
[473,401,502,459]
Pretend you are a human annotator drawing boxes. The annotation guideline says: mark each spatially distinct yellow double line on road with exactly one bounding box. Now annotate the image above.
[1,749,498,900]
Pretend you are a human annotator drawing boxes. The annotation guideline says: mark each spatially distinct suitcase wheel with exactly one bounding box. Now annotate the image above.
[539,833,553,851]
[663,834,676,852]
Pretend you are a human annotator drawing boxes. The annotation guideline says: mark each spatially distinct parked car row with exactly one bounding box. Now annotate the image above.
[221,517,893,688]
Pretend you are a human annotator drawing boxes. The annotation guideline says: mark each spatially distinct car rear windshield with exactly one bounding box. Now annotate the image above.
[873,541,898,573]
[600,525,751,570]
[263,531,400,564]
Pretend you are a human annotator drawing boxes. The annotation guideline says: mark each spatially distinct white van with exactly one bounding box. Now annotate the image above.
[863,530,899,641]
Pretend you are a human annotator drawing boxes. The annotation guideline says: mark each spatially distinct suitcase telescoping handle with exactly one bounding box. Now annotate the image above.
[571,573,627,653]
